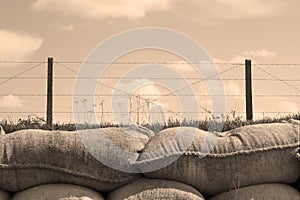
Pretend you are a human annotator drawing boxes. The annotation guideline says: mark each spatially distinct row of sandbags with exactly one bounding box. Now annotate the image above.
[0,184,104,200]
[0,178,299,199]
[107,178,300,200]
[0,121,299,197]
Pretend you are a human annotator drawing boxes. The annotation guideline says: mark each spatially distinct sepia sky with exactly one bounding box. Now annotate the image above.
[0,0,300,123]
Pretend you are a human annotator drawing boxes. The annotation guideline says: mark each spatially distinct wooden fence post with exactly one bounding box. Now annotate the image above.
[47,57,53,128]
[245,59,253,121]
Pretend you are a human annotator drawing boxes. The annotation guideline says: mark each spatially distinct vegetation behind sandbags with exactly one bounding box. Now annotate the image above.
[1,112,300,134]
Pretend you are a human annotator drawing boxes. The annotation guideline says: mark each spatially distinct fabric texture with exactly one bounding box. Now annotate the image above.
[107,178,205,200]
[0,128,149,192]
[140,123,300,196]
[12,184,104,200]
[208,183,300,200]
[0,190,9,200]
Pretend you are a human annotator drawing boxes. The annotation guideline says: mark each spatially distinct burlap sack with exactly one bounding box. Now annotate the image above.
[107,178,205,200]
[12,184,104,200]
[294,179,300,192]
[209,183,300,200]
[0,126,5,136]
[296,151,300,192]
[0,127,150,192]
[140,123,300,196]
[0,190,9,200]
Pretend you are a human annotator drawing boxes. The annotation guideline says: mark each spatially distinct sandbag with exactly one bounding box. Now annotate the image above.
[296,151,300,191]
[107,178,205,200]
[294,179,300,192]
[209,184,300,200]
[0,127,150,192]
[139,123,300,196]
[0,125,5,136]
[12,184,104,200]
[0,190,9,200]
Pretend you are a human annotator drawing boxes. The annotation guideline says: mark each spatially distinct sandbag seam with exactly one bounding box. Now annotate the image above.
[0,164,138,183]
[135,143,299,164]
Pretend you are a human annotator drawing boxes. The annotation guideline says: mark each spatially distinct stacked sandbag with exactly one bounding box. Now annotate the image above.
[139,123,300,196]
[12,184,104,200]
[296,151,300,192]
[107,178,205,200]
[0,125,5,135]
[0,190,9,200]
[0,127,150,192]
[294,179,300,192]
[209,184,300,200]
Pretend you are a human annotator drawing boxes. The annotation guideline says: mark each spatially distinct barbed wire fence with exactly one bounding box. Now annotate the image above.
[0,59,300,127]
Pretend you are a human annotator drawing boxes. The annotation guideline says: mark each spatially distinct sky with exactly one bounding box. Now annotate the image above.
[0,0,300,124]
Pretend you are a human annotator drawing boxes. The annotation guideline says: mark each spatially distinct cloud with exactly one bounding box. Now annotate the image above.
[0,30,43,60]
[112,79,166,107]
[169,61,194,72]
[243,49,276,58]
[213,56,249,64]
[51,23,74,31]
[225,81,243,95]
[136,84,163,96]
[60,24,74,31]
[171,0,287,22]
[0,95,23,108]
[32,0,171,20]
[212,49,275,67]
[215,0,285,18]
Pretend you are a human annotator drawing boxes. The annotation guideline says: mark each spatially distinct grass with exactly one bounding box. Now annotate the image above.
[1,112,299,134]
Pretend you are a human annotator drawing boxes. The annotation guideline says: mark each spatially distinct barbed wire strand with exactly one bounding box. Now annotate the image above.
[56,61,243,65]
[0,62,45,87]
[0,76,299,82]
[1,94,300,97]
[254,65,300,93]
[109,64,244,124]
[252,63,300,66]
[0,61,46,64]
[1,111,298,114]
[63,63,242,123]
[56,62,183,119]
[2,61,300,121]
[1,60,300,65]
